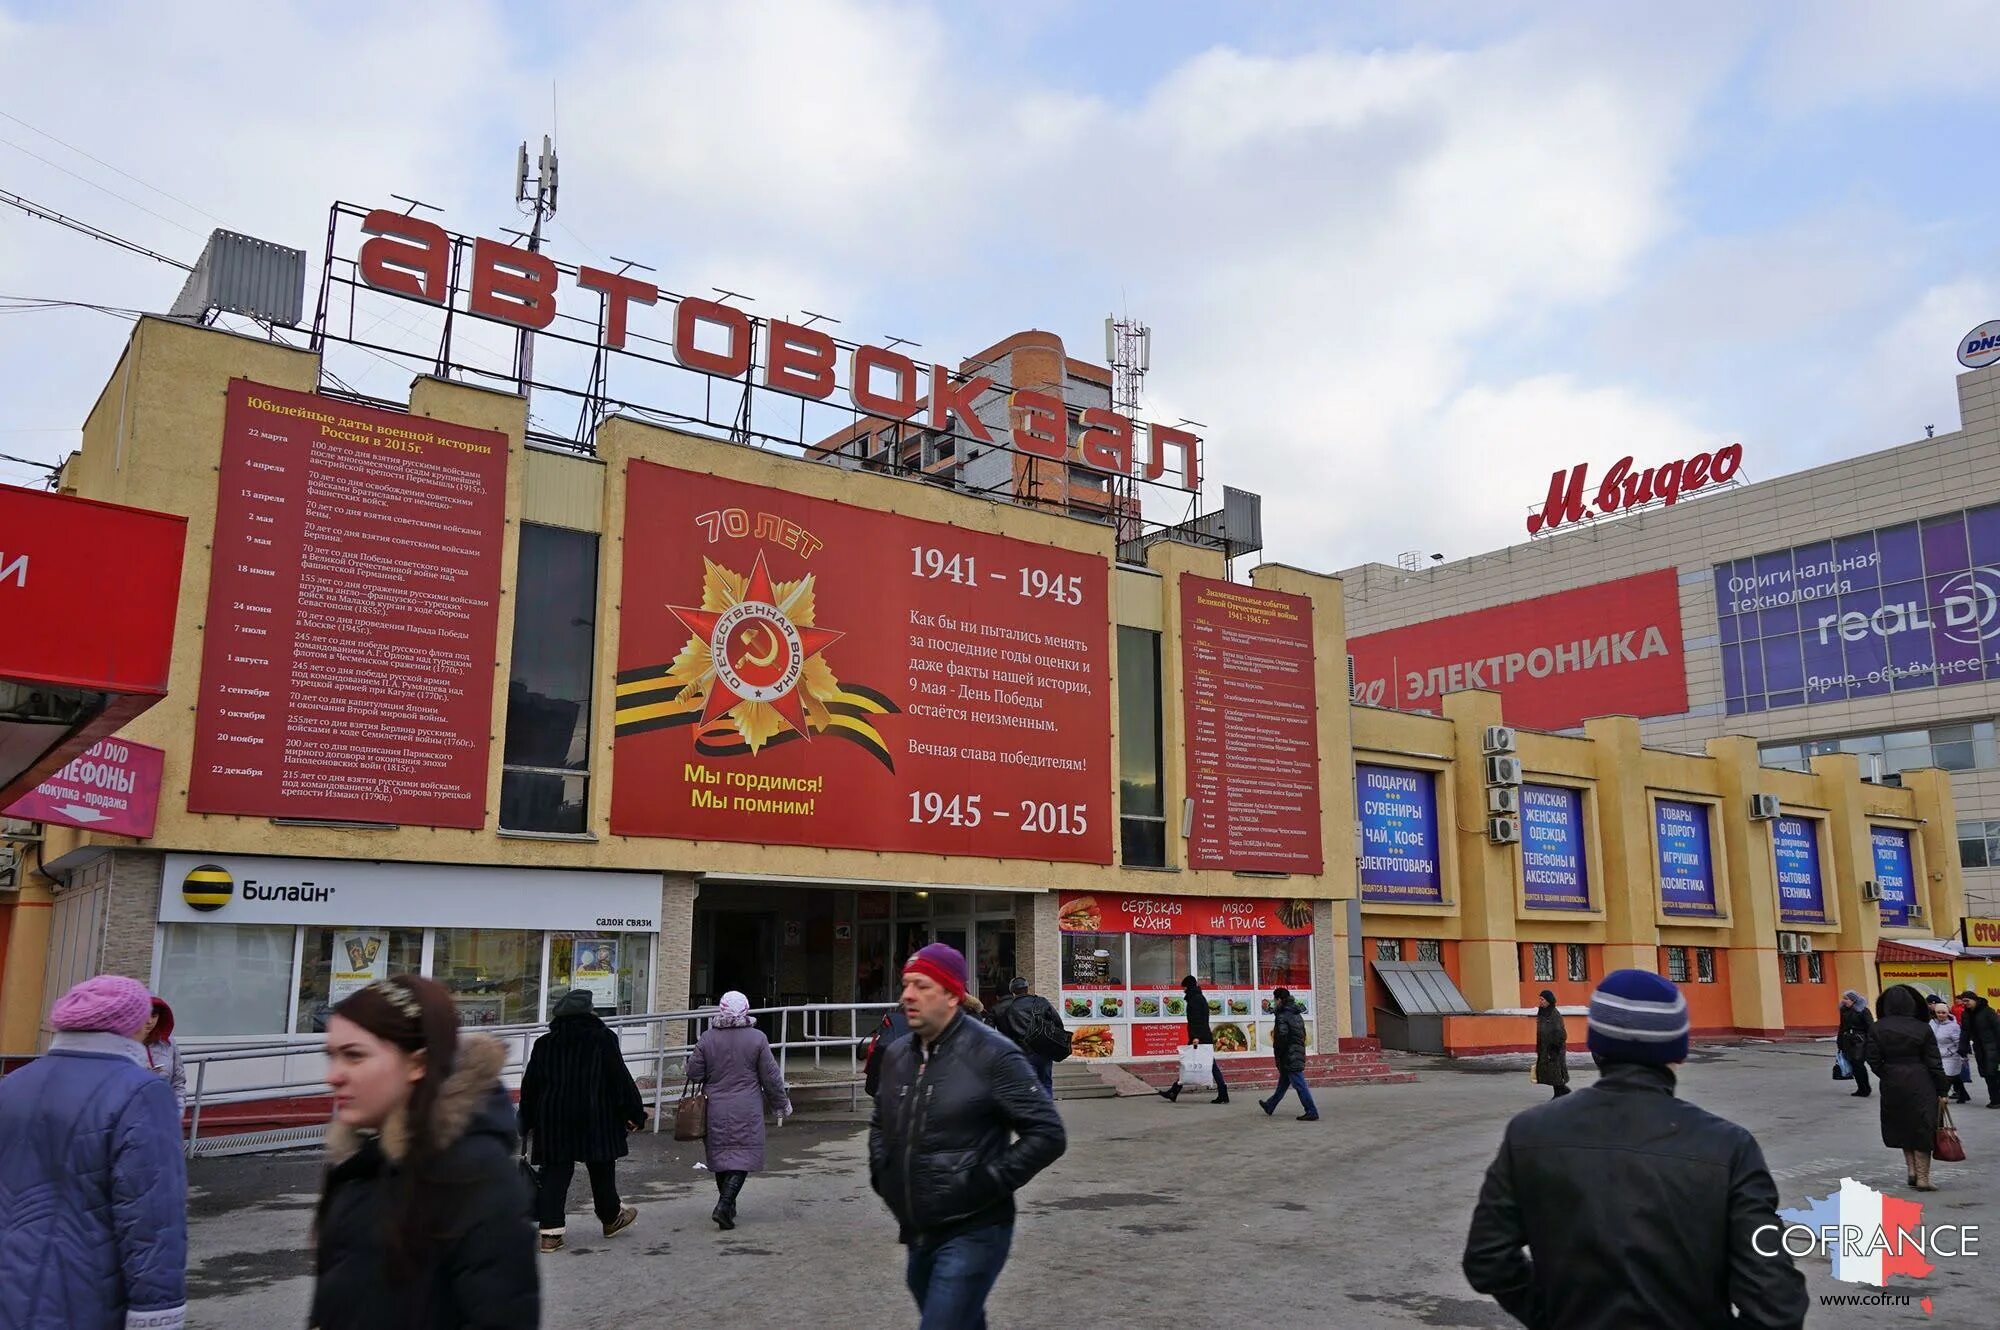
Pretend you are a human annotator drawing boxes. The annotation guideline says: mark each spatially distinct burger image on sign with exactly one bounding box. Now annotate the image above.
[182,863,235,912]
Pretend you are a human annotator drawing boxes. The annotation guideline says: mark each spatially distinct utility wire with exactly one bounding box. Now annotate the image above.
[0,188,193,270]
[0,135,203,237]
[0,109,224,225]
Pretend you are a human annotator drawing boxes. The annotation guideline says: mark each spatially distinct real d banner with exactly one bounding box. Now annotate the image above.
[611,461,1113,862]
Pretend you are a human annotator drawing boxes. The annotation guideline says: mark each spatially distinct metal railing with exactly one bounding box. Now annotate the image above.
[164,1001,895,1158]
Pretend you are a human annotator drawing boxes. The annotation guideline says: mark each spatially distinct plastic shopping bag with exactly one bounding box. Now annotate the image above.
[1178,1043,1214,1085]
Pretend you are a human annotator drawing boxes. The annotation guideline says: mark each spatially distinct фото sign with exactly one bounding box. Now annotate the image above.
[611,461,1113,862]
[1714,503,2000,714]
[1527,444,1742,535]
[1773,816,1828,926]
[1655,799,1720,918]
[1519,784,1589,910]
[3,737,164,838]
[1357,763,1442,904]
[1347,570,1687,730]
[187,382,509,827]
[1180,576,1323,874]
[1870,827,1916,929]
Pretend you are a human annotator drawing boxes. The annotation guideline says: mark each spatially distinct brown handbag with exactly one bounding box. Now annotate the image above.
[673,1076,708,1141]
[1934,1101,1966,1163]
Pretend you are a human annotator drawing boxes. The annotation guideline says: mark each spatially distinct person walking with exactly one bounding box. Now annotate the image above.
[1258,986,1318,1121]
[870,943,1067,1329]
[1157,975,1229,1104]
[1838,989,1874,1097]
[140,994,187,1116]
[1927,996,1971,1105]
[519,988,646,1252]
[1865,984,1952,1192]
[992,976,1065,1096]
[686,990,792,1230]
[312,975,538,1330]
[0,975,188,1330]
[1463,969,1808,1329]
[1533,990,1570,1099]
[1960,988,2000,1108]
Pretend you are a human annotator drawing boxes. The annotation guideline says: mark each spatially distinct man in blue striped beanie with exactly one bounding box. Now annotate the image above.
[1463,970,1807,1329]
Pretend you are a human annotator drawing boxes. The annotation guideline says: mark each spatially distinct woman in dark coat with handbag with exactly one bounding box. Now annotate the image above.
[1533,990,1571,1098]
[314,976,537,1329]
[519,988,647,1251]
[685,990,791,1230]
[1838,990,1874,1096]
[1863,984,1951,1192]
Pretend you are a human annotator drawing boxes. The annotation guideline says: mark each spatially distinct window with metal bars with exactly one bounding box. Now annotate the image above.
[1695,947,1716,983]
[1664,947,1690,983]
[1374,938,1401,963]
[1566,944,1588,983]
[1530,942,1555,982]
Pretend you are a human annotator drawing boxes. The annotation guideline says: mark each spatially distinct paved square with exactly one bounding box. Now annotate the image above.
[186,1043,1998,1328]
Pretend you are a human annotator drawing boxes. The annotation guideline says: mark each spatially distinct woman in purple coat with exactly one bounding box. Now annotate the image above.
[685,990,791,1230]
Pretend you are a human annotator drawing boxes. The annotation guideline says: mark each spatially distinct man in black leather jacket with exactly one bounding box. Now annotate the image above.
[992,976,1064,1095]
[870,943,1066,1328]
[1464,969,1807,1330]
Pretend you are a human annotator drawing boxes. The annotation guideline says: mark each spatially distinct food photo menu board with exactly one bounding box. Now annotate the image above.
[1056,892,1315,1059]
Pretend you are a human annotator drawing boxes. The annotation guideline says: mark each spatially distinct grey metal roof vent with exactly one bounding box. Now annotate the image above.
[169,230,306,327]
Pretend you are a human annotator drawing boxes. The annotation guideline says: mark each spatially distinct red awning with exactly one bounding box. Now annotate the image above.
[1875,940,1954,964]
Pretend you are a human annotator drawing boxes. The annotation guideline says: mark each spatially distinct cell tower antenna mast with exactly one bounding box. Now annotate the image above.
[1105,315,1151,545]
[513,133,559,393]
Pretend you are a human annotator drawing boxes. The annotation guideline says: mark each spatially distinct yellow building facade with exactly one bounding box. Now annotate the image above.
[0,316,1967,1057]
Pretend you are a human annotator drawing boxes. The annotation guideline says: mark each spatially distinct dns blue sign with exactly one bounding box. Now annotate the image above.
[1357,763,1442,905]
[1520,784,1589,910]
[1871,827,1916,928]
[1656,799,1719,918]
[1772,816,1828,925]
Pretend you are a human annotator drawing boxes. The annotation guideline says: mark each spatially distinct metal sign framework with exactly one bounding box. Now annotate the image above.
[308,202,1203,537]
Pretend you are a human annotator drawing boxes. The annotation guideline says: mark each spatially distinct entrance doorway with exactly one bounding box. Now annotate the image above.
[698,909,778,1031]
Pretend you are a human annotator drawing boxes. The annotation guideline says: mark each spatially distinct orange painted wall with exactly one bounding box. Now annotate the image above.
[1516,942,1599,1010]
[1779,969,1839,1033]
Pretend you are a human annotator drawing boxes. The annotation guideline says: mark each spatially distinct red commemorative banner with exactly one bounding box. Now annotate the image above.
[1180,576,1323,873]
[1057,892,1315,936]
[611,461,1113,862]
[186,381,508,827]
[4,737,165,838]
[0,484,184,695]
[1347,569,1687,731]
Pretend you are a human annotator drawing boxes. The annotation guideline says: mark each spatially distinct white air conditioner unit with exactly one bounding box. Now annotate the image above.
[0,847,18,892]
[1487,786,1520,815]
[1749,793,1781,820]
[1,817,40,843]
[1488,816,1520,844]
[1482,725,1517,756]
[1795,933,1815,954]
[1906,904,1925,923]
[1859,880,1883,902]
[1485,755,1522,786]
[1776,932,1803,954]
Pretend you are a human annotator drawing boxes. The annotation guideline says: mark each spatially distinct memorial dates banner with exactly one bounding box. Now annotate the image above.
[1179,575,1323,874]
[188,382,507,827]
[1520,784,1589,910]
[1714,503,2000,715]
[1870,827,1916,928]
[1056,892,1315,936]
[1772,815,1828,925]
[612,462,1112,861]
[1357,763,1442,904]
[1655,799,1720,918]
[1346,570,1687,731]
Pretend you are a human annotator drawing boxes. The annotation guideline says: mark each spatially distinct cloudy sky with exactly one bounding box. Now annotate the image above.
[2,1,1996,571]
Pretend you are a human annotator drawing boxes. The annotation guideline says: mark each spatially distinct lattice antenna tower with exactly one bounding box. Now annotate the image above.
[511,134,560,390]
[1105,316,1151,543]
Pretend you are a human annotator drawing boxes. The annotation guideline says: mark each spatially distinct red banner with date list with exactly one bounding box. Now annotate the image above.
[186,381,508,827]
[611,461,1113,861]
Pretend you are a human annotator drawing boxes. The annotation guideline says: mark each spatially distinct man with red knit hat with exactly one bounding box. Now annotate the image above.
[869,942,1066,1328]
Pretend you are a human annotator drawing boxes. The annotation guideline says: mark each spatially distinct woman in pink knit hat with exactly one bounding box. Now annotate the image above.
[0,974,188,1330]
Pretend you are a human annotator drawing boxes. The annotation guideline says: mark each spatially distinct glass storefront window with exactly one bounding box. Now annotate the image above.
[1062,933,1125,987]
[158,923,295,1036]
[500,524,599,834]
[1117,627,1166,867]
[294,926,423,1033]
[1193,935,1253,988]
[1129,935,1191,988]
[856,923,892,1002]
[549,933,653,1016]
[1257,936,1312,989]
[974,921,1016,1008]
[434,928,544,1027]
